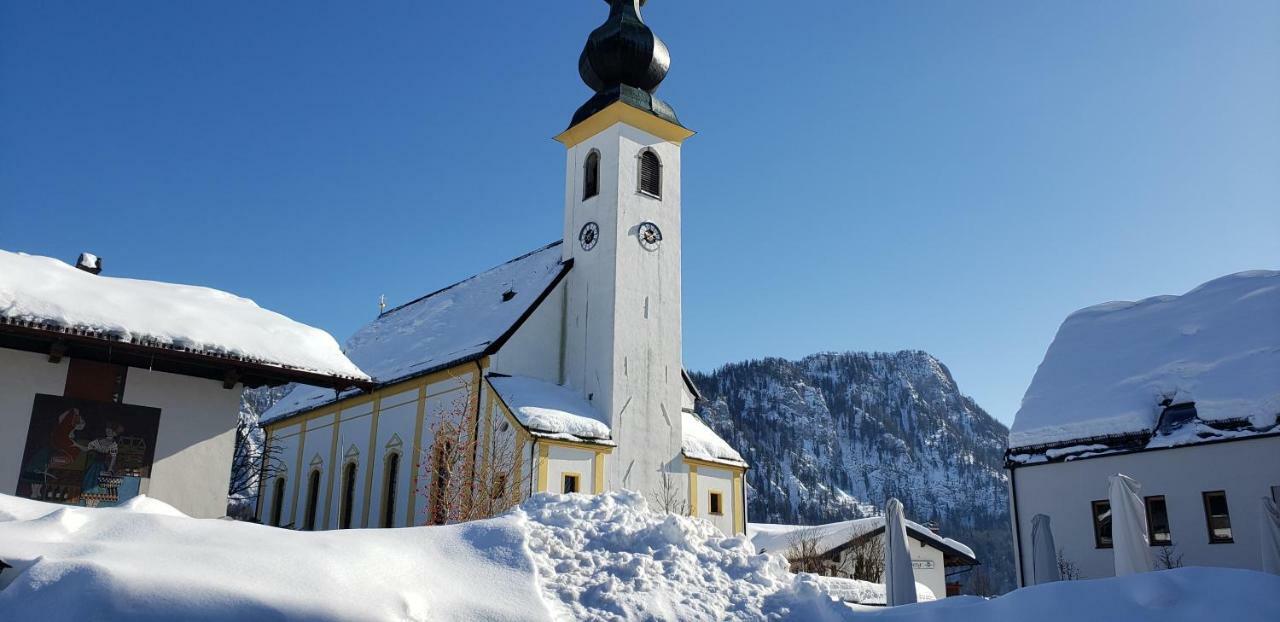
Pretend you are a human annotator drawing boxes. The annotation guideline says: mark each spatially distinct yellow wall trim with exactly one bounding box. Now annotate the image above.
[554,101,695,149]
[534,437,615,454]
[682,456,747,473]
[733,470,747,535]
[592,452,605,494]
[536,444,550,493]
[688,463,698,517]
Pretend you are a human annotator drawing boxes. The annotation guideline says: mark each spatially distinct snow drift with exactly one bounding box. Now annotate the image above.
[3,492,1279,621]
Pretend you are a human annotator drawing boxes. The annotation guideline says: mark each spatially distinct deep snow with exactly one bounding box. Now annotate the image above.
[0,248,367,380]
[489,375,612,442]
[2,492,1278,621]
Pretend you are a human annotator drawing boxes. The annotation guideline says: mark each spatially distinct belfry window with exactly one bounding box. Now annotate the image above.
[638,149,661,198]
[583,150,600,200]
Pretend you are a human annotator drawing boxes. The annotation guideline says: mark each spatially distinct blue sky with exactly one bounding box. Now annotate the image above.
[2,1,1277,425]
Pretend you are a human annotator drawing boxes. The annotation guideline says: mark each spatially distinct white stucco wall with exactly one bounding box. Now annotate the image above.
[544,444,598,495]
[692,464,737,536]
[490,280,566,385]
[0,349,69,496]
[831,534,948,599]
[119,367,242,519]
[1010,435,1280,585]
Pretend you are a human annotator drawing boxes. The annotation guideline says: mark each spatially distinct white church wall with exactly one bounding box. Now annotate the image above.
[120,368,241,519]
[490,280,566,385]
[261,422,301,527]
[544,444,599,495]
[0,349,68,497]
[691,463,736,536]
[1010,435,1280,584]
[296,414,337,528]
[371,388,418,528]
[327,400,374,529]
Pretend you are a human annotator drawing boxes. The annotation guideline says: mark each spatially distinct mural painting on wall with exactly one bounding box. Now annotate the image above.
[15,394,162,507]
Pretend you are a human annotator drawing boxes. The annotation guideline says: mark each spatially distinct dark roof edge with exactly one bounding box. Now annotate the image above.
[829,524,978,565]
[682,369,704,401]
[1006,427,1280,470]
[486,258,573,356]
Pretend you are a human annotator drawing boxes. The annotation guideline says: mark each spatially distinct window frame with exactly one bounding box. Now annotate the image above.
[637,148,662,199]
[270,476,287,527]
[1091,499,1113,549]
[339,461,358,530]
[708,491,724,516]
[583,149,601,201]
[1144,495,1171,546]
[303,469,322,531]
[562,472,581,494]
[381,451,401,529]
[1202,490,1234,544]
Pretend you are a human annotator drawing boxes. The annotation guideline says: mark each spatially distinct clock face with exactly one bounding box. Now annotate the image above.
[579,222,600,251]
[637,221,663,251]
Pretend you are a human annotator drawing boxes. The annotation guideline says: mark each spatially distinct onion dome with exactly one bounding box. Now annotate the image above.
[570,0,683,128]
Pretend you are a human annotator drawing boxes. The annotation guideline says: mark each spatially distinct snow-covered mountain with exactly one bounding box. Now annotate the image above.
[691,351,1014,592]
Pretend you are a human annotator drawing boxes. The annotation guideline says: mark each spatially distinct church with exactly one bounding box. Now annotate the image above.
[255,1,748,535]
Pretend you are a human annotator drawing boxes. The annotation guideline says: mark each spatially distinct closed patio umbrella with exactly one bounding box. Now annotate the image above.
[1262,496,1280,575]
[1108,474,1152,576]
[1030,514,1062,585]
[883,498,917,606]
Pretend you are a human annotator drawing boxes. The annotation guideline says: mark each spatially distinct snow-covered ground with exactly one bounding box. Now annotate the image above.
[2,492,1278,621]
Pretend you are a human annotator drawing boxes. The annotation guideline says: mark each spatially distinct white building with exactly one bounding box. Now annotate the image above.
[1007,270,1280,585]
[255,1,748,534]
[0,250,367,518]
[749,519,978,599]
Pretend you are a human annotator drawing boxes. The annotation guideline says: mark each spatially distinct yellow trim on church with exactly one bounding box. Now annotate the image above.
[554,101,695,148]
[682,456,749,535]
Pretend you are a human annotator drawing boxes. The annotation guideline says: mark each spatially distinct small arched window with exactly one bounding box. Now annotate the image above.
[381,452,401,528]
[583,150,600,201]
[270,477,287,527]
[303,470,321,531]
[638,149,662,198]
[339,462,358,529]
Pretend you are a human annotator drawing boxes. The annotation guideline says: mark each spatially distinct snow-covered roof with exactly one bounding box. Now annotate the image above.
[682,411,747,467]
[0,249,367,381]
[1010,270,1280,451]
[263,242,570,422]
[488,375,612,442]
[748,518,977,563]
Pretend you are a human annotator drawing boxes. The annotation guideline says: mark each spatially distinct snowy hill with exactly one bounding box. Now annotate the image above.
[691,351,1014,591]
[3,492,1279,621]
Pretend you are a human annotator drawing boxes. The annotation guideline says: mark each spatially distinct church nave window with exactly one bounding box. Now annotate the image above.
[709,491,724,516]
[562,473,580,494]
[303,470,321,531]
[339,462,358,529]
[381,452,401,529]
[583,150,600,200]
[638,149,662,198]
[270,477,287,527]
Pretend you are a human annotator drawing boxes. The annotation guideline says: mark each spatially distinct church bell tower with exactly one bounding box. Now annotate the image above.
[556,0,693,496]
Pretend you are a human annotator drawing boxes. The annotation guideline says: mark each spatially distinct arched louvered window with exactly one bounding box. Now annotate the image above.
[339,462,358,529]
[583,150,600,200]
[381,452,400,528]
[638,149,662,198]
[270,477,287,527]
[303,470,321,531]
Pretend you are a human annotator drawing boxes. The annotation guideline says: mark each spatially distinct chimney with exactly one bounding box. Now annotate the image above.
[76,253,102,275]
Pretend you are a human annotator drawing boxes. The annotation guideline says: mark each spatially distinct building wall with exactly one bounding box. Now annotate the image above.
[689,462,740,535]
[489,279,566,385]
[541,443,602,495]
[122,368,241,519]
[830,535,948,599]
[0,349,69,496]
[1009,435,1280,584]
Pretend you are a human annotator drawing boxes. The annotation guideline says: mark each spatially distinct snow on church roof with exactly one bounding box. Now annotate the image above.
[0,249,367,380]
[263,242,570,422]
[682,411,746,467]
[488,375,612,442]
[1009,270,1280,451]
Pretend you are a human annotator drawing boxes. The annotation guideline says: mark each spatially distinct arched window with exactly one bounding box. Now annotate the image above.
[430,439,455,526]
[638,149,661,198]
[303,470,321,531]
[583,150,600,200]
[381,452,400,528]
[270,477,287,527]
[339,462,358,529]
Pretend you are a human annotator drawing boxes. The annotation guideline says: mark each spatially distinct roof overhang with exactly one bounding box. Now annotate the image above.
[0,320,372,392]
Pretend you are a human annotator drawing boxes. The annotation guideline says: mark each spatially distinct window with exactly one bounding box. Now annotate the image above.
[638,149,661,198]
[583,150,600,200]
[562,473,580,494]
[270,477,287,527]
[709,492,724,516]
[381,453,400,529]
[1145,496,1171,546]
[303,470,321,531]
[431,439,454,525]
[1091,500,1113,548]
[1203,491,1233,543]
[339,462,358,529]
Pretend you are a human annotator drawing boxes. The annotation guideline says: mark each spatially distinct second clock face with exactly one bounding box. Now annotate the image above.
[637,222,663,251]
[579,222,600,251]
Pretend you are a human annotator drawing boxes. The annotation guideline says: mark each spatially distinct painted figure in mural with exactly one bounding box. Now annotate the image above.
[81,422,124,497]
[49,407,87,468]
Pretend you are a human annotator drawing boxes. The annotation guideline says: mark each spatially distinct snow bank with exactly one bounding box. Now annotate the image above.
[265,242,568,422]
[0,249,367,380]
[814,576,935,605]
[489,375,612,441]
[682,411,747,467]
[749,519,975,563]
[1010,270,1280,450]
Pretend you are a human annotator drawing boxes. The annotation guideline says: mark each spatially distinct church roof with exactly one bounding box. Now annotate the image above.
[488,374,613,444]
[681,411,746,468]
[263,242,571,423]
